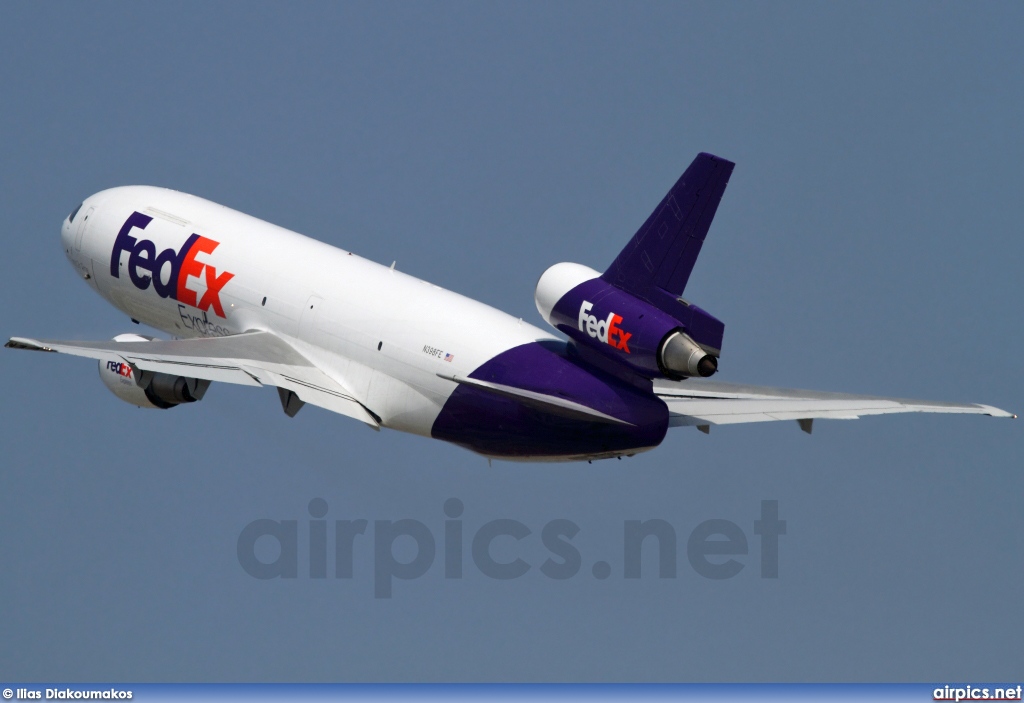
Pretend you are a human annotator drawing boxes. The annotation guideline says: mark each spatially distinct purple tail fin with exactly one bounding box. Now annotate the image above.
[601,152,734,352]
[602,153,733,304]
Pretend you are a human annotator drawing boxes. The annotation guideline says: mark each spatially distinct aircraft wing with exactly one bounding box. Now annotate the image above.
[6,331,380,427]
[655,378,1014,432]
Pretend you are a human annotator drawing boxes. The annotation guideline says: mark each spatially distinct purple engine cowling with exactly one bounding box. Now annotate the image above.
[535,262,722,380]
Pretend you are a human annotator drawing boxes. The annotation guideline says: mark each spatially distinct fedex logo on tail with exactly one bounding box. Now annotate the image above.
[109,212,234,317]
[578,301,631,353]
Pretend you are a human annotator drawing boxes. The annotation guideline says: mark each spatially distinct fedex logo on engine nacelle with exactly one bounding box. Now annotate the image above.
[105,360,133,379]
[578,301,631,353]
[109,212,234,318]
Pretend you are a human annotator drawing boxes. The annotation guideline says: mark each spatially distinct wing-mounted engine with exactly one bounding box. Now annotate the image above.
[98,333,210,409]
[535,263,719,380]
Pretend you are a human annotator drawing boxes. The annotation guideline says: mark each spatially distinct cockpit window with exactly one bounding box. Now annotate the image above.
[68,202,83,223]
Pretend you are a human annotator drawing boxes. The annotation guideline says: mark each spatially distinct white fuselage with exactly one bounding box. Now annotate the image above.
[62,186,555,436]
[32,153,1011,461]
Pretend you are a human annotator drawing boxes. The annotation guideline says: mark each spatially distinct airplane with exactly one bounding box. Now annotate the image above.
[6,153,1014,462]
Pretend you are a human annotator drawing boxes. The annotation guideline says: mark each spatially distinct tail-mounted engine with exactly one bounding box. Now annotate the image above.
[98,333,210,409]
[534,153,733,381]
[535,262,720,381]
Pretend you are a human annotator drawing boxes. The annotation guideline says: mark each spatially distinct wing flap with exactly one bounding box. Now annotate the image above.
[241,364,381,427]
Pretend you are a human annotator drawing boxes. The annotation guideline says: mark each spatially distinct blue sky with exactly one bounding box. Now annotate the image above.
[1,2,1021,681]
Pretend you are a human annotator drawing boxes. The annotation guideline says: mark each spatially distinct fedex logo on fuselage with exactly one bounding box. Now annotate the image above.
[105,360,133,379]
[109,212,234,317]
[578,300,631,353]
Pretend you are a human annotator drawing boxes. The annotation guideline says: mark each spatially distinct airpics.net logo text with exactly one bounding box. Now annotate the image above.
[237,499,786,598]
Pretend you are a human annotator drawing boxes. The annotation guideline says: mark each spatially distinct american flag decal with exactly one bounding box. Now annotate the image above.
[444,353,454,362]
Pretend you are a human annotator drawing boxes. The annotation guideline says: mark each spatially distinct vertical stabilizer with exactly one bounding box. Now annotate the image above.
[603,153,733,307]
[601,152,733,352]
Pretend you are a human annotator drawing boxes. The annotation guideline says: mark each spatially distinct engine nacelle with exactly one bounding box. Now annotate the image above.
[535,262,719,380]
[658,329,718,379]
[98,333,210,409]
